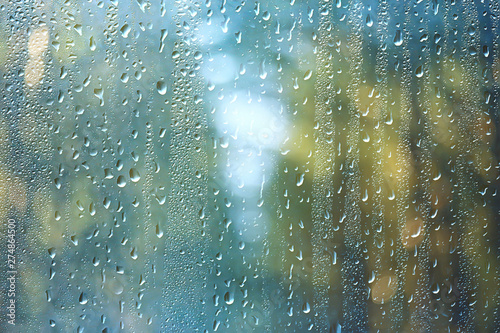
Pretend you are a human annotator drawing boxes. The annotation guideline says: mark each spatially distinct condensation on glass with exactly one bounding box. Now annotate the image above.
[0,0,499,332]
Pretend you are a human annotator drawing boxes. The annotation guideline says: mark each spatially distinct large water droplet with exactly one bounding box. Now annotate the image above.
[117,175,126,188]
[129,168,141,182]
[394,30,403,46]
[79,292,88,305]
[224,291,234,305]
[157,81,167,95]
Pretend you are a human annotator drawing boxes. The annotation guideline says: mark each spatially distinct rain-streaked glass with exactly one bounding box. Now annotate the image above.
[0,0,499,332]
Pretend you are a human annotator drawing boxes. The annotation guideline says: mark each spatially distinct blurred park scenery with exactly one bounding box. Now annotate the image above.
[1,0,500,332]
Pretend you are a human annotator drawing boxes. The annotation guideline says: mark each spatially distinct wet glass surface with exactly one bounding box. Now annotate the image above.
[0,0,500,332]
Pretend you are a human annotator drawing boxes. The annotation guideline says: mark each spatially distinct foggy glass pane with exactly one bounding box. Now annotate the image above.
[0,0,499,332]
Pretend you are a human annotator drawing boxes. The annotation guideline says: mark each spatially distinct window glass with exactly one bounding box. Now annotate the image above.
[1,0,499,332]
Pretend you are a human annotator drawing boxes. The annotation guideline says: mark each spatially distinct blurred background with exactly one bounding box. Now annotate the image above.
[0,0,499,332]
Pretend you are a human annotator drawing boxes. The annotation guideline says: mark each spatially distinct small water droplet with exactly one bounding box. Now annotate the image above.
[259,59,267,79]
[156,224,164,238]
[89,36,96,51]
[296,173,305,186]
[48,247,56,259]
[303,70,313,80]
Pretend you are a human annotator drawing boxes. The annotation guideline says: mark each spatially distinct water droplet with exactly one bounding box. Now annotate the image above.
[129,168,141,182]
[296,173,305,187]
[117,175,126,187]
[224,291,234,305]
[304,70,313,80]
[120,24,131,38]
[366,13,373,27]
[89,36,96,51]
[157,81,167,95]
[394,30,403,46]
[415,65,423,78]
[172,51,180,59]
[302,301,311,313]
[156,224,164,238]
[259,59,267,79]
[48,247,56,259]
[79,292,88,305]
